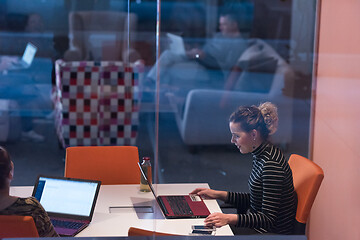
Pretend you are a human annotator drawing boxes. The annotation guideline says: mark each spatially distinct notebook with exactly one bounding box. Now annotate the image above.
[32,175,101,237]
[8,42,37,70]
[166,33,186,56]
[138,163,210,219]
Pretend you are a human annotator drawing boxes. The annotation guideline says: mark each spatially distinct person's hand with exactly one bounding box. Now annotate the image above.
[204,213,238,228]
[0,56,18,71]
[190,188,226,200]
[186,48,204,59]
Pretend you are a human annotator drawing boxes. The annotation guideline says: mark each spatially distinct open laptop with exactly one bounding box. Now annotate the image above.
[166,33,186,56]
[138,163,210,219]
[7,42,37,70]
[32,175,101,236]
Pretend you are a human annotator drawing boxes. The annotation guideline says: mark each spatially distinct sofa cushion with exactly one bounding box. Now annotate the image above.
[237,56,278,73]
[234,57,277,93]
[224,39,280,93]
[238,39,280,62]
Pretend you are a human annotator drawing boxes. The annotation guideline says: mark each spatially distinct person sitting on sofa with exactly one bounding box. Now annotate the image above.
[190,102,297,235]
[146,10,248,90]
[0,56,18,71]
[0,56,45,142]
[0,146,58,237]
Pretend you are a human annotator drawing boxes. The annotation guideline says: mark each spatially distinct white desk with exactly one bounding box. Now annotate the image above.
[10,183,233,237]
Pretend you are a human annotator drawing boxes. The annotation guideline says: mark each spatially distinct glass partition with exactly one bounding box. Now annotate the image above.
[153,0,316,193]
[1,0,316,236]
[1,0,316,196]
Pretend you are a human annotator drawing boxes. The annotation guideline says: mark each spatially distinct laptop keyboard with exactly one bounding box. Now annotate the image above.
[165,196,193,215]
[51,219,85,229]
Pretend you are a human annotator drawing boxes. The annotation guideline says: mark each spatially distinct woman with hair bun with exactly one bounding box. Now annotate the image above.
[191,102,297,235]
[0,146,58,237]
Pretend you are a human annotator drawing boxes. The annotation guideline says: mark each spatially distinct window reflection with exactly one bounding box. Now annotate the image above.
[0,0,315,191]
[150,0,314,189]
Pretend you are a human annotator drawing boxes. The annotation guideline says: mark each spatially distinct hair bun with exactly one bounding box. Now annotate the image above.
[258,102,278,135]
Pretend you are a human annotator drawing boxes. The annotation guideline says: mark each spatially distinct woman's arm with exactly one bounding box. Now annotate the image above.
[190,188,228,201]
[204,213,239,227]
[226,192,251,213]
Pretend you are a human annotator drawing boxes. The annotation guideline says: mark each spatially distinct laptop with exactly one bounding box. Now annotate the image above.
[138,163,210,219]
[166,33,186,56]
[32,175,101,236]
[8,42,37,70]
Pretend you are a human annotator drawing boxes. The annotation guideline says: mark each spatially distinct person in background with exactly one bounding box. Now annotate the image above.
[25,13,44,33]
[0,146,58,237]
[1,13,46,142]
[146,10,247,87]
[191,102,297,235]
[0,56,17,71]
[0,56,45,142]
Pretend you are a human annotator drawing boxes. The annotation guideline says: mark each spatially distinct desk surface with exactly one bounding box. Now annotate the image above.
[10,183,233,237]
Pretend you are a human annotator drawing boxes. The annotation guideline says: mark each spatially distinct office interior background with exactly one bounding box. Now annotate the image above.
[0,0,358,239]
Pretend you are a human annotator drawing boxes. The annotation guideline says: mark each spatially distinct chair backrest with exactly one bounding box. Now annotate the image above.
[288,154,324,224]
[128,227,179,236]
[54,60,143,148]
[233,38,295,97]
[65,146,140,184]
[0,215,39,238]
[68,11,137,61]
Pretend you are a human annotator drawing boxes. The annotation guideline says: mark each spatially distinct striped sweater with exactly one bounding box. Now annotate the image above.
[226,142,297,234]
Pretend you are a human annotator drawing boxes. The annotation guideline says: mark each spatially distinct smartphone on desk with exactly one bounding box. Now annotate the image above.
[191,229,214,235]
[191,225,216,235]
[191,225,216,231]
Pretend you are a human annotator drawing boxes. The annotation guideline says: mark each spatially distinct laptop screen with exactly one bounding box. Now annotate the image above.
[33,176,100,217]
[22,43,37,65]
[166,33,185,56]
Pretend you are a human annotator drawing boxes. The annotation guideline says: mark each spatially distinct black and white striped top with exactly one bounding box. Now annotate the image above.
[226,142,297,234]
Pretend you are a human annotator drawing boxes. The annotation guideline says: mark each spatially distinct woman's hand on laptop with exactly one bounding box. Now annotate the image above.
[186,48,204,59]
[0,56,18,71]
[190,188,227,201]
[204,213,238,228]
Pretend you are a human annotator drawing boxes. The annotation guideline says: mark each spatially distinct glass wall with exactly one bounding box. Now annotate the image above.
[145,0,317,192]
[0,0,316,195]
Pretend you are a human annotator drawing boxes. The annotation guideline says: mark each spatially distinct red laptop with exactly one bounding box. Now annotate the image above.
[138,163,210,219]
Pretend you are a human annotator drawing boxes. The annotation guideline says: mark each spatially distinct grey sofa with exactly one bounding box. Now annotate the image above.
[167,39,296,150]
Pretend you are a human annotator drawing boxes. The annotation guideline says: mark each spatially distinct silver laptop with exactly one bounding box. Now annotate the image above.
[32,175,101,237]
[8,42,37,70]
[166,33,186,56]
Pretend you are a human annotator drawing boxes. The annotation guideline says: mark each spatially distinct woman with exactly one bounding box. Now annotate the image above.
[0,146,58,237]
[191,102,297,234]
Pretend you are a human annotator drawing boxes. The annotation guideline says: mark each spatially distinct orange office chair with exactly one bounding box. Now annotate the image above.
[65,146,140,184]
[128,227,180,236]
[288,154,324,234]
[0,215,39,238]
